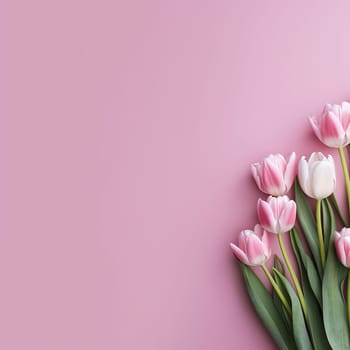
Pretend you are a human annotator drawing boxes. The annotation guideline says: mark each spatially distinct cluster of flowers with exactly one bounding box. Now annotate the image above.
[230,102,350,350]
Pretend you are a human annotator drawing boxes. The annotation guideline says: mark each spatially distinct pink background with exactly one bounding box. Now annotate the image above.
[2,0,350,349]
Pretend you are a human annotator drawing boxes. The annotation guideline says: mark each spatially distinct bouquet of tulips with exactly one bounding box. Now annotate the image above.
[231,102,350,350]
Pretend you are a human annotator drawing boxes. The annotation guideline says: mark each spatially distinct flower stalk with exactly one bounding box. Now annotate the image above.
[277,233,307,319]
[316,200,326,268]
[338,147,350,218]
[261,263,291,315]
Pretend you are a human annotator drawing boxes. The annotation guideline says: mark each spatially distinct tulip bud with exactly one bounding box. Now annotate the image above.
[251,153,297,196]
[257,196,296,234]
[298,152,336,200]
[310,102,350,148]
[335,228,350,268]
[230,224,271,266]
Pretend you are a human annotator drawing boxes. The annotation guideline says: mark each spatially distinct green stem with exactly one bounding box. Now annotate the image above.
[316,200,326,268]
[278,233,307,319]
[261,263,291,315]
[338,147,350,218]
[330,193,348,227]
[347,270,350,328]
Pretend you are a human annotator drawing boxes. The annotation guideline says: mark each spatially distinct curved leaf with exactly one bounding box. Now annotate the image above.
[274,269,313,350]
[295,179,322,275]
[290,228,322,305]
[322,201,350,350]
[290,229,330,349]
[239,263,295,350]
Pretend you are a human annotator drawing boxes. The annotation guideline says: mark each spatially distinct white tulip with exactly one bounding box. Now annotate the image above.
[298,152,336,199]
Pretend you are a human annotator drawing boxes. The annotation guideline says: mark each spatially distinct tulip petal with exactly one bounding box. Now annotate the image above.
[260,230,271,254]
[238,230,250,252]
[310,161,335,199]
[341,101,350,131]
[344,237,350,267]
[298,157,311,197]
[335,238,347,267]
[279,200,296,233]
[257,199,277,233]
[261,160,285,196]
[284,152,297,192]
[246,234,266,266]
[253,224,264,237]
[320,111,345,147]
[309,116,323,143]
[230,243,249,265]
[334,231,342,242]
[251,163,262,191]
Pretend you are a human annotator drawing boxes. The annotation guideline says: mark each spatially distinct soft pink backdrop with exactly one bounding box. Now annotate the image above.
[1,1,350,349]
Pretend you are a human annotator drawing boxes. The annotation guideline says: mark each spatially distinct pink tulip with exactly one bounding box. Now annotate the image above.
[335,228,350,268]
[230,224,271,266]
[257,196,296,234]
[251,153,297,196]
[310,102,350,148]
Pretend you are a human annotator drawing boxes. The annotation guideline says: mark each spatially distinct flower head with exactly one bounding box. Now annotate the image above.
[298,152,336,200]
[257,196,296,234]
[251,152,297,196]
[335,228,350,268]
[230,224,271,266]
[310,102,350,148]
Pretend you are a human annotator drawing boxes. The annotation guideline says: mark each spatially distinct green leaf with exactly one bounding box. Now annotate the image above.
[274,254,286,276]
[321,199,331,253]
[305,258,322,306]
[322,216,350,350]
[290,228,322,305]
[272,256,292,328]
[274,269,313,350]
[330,193,348,227]
[295,179,322,275]
[239,263,296,350]
[290,229,331,349]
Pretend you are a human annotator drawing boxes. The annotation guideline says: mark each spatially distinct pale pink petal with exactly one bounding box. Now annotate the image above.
[309,116,322,143]
[324,103,333,112]
[344,237,350,267]
[335,238,347,266]
[340,227,350,236]
[253,224,263,236]
[320,111,346,147]
[260,160,285,196]
[230,243,249,265]
[341,102,350,132]
[246,234,266,266]
[238,230,250,252]
[257,199,277,233]
[284,152,297,192]
[334,231,342,241]
[298,156,311,197]
[278,200,296,233]
[260,230,271,254]
[251,163,262,191]
[267,154,287,174]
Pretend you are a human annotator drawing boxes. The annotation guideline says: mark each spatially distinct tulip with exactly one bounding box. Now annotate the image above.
[335,228,350,268]
[257,196,296,234]
[310,102,350,148]
[298,152,336,200]
[230,225,271,266]
[251,152,297,196]
[256,196,305,314]
[335,228,350,327]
